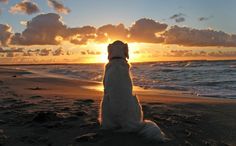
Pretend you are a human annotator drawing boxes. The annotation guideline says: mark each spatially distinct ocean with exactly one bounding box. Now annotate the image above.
[12,60,236,99]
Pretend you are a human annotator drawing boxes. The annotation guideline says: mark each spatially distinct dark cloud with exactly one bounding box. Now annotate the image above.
[9,0,40,15]
[0,0,8,3]
[165,50,236,58]
[0,48,24,53]
[0,24,13,46]
[170,13,185,23]
[208,51,236,57]
[170,13,184,19]
[0,48,24,57]
[80,50,101,55]
[175,17,185,23]
[67,26,96,36]
[96,24,129,42]
[129,18,168,43]
[166,50,193,57]
[39,48,51,56]
[0,47,73,57]
[11,13,67,45]
[164,25,236,47]
[67,26,96,45]
[53,47,64,56]
[48,0,70,14]
[198,16,213,21]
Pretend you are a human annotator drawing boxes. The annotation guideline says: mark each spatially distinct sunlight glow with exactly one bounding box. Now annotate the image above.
[89,43,143,63]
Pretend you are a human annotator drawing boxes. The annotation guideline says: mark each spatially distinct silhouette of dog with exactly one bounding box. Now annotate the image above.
[99,40,166,141]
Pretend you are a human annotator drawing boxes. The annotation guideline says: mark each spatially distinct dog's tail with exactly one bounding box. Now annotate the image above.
[138,120,167,142]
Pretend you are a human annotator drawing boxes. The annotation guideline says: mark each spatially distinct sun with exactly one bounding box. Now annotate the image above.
[94,43,109,63]
[86,42,143,63]
[92,43,143,63]
[128,43,142,62]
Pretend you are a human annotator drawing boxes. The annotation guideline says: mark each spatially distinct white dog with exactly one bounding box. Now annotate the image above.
[99,40,166,141]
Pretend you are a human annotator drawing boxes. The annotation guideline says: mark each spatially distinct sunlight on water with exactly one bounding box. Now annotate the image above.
[12,60,236,98]
[81,84,104,91]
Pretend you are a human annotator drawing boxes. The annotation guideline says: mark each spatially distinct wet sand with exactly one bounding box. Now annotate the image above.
[0,67,236,146]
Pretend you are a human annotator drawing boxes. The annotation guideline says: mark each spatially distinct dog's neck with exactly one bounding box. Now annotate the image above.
[109,57,126,61]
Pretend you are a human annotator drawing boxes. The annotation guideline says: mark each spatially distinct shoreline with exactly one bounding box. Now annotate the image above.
[1,67,236,146]
[0,59,235,66]
[2,66,235,100]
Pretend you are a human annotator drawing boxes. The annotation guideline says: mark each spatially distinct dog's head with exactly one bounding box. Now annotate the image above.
[108,40,129,60]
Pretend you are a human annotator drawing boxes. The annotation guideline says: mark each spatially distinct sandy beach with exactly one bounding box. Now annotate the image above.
[0,67,236,146]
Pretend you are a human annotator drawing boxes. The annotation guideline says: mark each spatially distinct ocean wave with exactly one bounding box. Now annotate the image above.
[14,60,236,99]
[192,80,236,86]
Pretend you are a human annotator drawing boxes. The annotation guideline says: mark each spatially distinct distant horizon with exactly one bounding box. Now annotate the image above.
[0,58,236,66]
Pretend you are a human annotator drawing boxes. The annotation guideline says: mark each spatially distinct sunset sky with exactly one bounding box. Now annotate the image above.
[0,0,236,64]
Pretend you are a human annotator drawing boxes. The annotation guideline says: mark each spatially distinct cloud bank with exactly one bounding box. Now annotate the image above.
[0,47,69,57]
[165,50,236,58]
[9,0,40,15]
[164,25,236,47]
[1,13,236,47]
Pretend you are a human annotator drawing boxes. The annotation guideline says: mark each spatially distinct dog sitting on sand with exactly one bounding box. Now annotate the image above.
[99,40,166,141]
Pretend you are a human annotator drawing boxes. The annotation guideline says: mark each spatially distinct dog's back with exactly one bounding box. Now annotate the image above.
[101,59,143,131]
[104,59,132,96]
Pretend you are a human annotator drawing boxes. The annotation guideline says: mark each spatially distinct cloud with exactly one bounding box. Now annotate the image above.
[5,14,236,48]
[11,13,67,45]
[164,25,236,47]
[175,17,185,23]
[67,26,96,45]
[165,50,236,58]
[207,51,236,57]
[198,16,213,21]
[0,46,71,57]
[0,48,24,53]
[165,50,193,57]
[39,48,51,56]
[96,24,129,43]
[11,13,96,45]
[0,0,8,4]
[170,13,185,23]
[48,0,70,14]
[0,24,13,46]
[9,0,40,15]
[53,47,64,56]
[129,18,168,43]
[170,13,184,19]
[80,50,101,55]
[0,47,24,57]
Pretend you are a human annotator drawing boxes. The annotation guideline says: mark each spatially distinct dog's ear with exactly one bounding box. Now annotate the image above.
[108,44,112,59]
[124,43,129,59]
